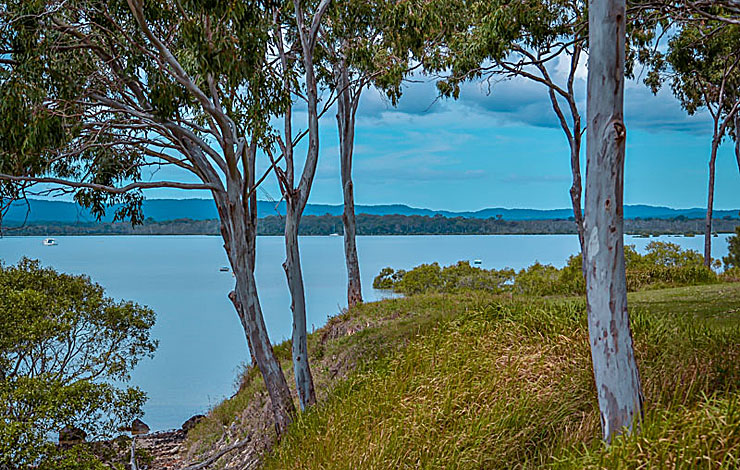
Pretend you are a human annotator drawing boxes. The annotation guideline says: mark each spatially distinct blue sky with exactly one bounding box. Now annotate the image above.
[148,63,740,212]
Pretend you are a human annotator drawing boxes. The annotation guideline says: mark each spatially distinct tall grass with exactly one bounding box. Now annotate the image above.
[262,287,740,469]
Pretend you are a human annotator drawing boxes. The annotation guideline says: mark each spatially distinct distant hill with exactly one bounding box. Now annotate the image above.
[1,198,738,223]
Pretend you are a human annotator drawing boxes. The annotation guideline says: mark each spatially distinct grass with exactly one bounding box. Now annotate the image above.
[186,283,740,469]
[259,284,740,469]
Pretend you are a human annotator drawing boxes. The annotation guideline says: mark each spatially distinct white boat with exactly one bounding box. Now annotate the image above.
[42,238,57,246]
[219,266,230,272]
[330,233,340,236]
[473,259,482,266]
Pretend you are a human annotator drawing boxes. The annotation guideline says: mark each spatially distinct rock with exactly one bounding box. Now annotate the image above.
[131,418,150,436]
[181,414,206,433]
[59,426,87,445]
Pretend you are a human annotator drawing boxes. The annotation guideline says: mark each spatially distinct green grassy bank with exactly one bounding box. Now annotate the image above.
[188,283,740,469]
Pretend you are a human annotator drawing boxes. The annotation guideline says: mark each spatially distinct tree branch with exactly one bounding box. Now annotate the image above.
[0,174,220,194]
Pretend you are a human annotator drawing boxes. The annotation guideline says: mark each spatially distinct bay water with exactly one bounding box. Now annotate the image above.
[0,233,730,430]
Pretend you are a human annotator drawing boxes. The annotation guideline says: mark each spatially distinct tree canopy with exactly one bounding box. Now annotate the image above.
[0,258,157,469]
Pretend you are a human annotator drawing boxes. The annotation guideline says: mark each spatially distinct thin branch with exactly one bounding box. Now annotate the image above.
[0,174,220,194]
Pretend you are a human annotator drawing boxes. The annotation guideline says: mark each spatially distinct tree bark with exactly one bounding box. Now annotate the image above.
[704,137,719,266]
[234,268,295,434]
[735,113,740,178]
[228,291,257,366]
[335,59,363,308]
[569,136,585,251]
[584,0,643,443]
[283,206,316,411]
[215,168,295,436]
[273,0,327,411]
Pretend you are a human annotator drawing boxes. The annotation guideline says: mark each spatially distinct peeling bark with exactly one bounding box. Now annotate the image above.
[584,0,643,443]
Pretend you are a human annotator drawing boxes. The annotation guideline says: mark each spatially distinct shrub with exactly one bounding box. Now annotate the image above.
[374,242,722,298]
[0,258,157,469]
[373,262,514,296]
[513,262,563,296]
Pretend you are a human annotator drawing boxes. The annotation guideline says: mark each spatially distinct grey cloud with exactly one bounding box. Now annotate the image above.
[354,71,712,135]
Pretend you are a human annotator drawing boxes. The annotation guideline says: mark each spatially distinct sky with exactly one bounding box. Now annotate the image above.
[147,55,740,212]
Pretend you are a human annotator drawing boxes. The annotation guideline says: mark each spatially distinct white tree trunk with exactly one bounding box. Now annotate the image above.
[584,0,643,443]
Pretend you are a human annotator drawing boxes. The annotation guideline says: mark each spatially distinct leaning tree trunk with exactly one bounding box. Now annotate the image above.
[704,137,719,267]
[283,205,317,411]
[234,268,295,434]
[336,61,363,308]
[216,186,295,436]
[584,0,643,443]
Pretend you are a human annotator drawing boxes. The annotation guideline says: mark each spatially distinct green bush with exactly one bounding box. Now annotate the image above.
[374,242,722,298]
[373,261,514,295]
[0,258,157,469]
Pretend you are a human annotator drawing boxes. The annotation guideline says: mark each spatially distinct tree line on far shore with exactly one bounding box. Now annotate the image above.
[5,214,739,237]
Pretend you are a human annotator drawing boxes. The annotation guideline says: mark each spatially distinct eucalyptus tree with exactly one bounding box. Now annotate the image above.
[646,20,740,266]
[438,0,589,250]
[268,0,332,411]
[0,0,297,434]
[584,0,644,442]
[629,1,740,26]
[316,0,441,307]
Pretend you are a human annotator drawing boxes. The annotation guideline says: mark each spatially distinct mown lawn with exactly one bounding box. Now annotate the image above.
[257,284,740,469]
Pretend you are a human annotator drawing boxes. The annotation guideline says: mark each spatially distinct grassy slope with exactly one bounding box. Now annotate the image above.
[189,284,740,469]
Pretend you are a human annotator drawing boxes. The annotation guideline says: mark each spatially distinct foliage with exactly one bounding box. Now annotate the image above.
[649,20,740,115]
[260,284,740,469]
[514,255,585,296]
[0,0,282,221]
[373,242,720,297]
[374,261,515,295]
[0,258,157,469]
[724,226,740,269]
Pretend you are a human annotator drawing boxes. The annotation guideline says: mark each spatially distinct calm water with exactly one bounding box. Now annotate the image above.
[0,233,731,430]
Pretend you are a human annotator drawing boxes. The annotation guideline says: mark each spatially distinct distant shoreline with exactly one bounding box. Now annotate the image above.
[2,213,738,237]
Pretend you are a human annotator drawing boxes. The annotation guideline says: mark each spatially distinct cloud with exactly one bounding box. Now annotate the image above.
[350,58,713,136]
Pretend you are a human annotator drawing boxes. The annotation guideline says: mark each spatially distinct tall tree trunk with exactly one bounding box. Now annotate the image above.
[336,60,363,308]
[234,268,295,434]
[704,137,719,267]
[283,205,317,411]
[228,291,257,366]
[584,0,643,443]
[226,241,294,436]
[735,114,740,177]
[216,183,295,436]
[569,135,585,252]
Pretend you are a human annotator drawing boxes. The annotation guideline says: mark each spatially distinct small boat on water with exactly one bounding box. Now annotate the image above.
[42,238,57,246]
[473,259,482,266]
[330,233,340,237]
[219,266,230,272]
